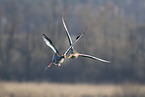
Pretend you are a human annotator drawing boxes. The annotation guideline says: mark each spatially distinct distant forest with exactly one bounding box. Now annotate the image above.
[0,0,145,83]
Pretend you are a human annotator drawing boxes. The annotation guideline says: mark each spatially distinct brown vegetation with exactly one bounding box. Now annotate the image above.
[0,82,145,97]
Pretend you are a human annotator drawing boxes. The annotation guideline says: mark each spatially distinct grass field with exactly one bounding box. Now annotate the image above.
[0,81,145,97]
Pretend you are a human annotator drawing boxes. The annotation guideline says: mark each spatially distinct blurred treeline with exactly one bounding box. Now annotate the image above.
[0,0,145,83]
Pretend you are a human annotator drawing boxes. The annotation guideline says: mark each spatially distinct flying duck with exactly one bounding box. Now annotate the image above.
[42,32,85,68]
[62,16,111,63]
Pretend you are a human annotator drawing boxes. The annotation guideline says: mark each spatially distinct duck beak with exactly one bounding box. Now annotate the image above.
[68,55,72,58]
[48,62,54,67]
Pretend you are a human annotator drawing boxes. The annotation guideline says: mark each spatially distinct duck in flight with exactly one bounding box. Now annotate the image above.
[42,32,85,68]
[62,16,111,63]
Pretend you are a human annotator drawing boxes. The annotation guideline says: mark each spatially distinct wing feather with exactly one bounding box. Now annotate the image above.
[63,32,85,56]
[79,54,111,63]
[62,16,73,46]
[42,34,59,54]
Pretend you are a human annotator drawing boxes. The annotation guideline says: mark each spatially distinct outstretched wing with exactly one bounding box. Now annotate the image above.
[62,16,73,45]
[63,32,85,56]
[42,34,59,54]
[62,16,73,51]
[79,54,111,63]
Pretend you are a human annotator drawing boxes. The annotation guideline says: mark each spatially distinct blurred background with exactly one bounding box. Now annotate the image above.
[0,0,145,97]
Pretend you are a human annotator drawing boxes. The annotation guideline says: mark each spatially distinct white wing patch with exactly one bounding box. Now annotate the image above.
[43,36,57,53]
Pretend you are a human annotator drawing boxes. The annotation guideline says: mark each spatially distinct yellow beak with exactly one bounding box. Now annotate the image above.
[68,55,71,58]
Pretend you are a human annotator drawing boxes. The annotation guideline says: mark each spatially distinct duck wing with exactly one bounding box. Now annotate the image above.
[63,32,85,56]
[62,16,73,51]
[79,54,111,63]
[42,34,59,54]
